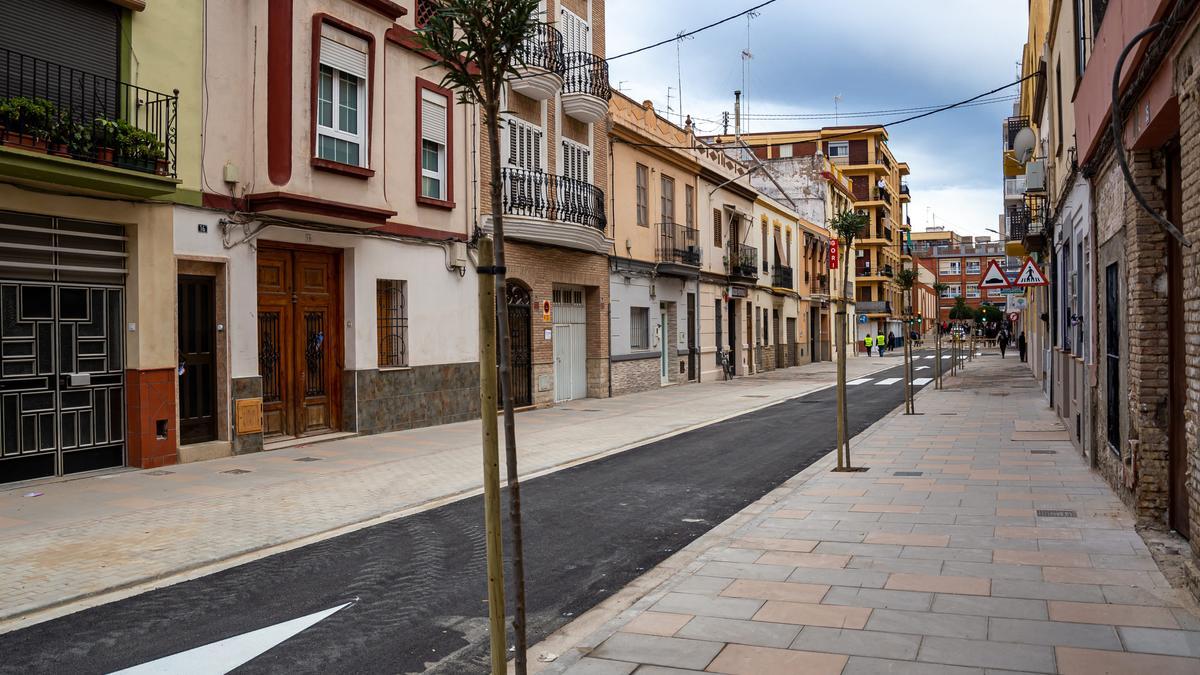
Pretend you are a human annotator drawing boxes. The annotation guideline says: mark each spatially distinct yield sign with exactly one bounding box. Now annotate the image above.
[979,260,1011,289]
[1013,257,1049,286]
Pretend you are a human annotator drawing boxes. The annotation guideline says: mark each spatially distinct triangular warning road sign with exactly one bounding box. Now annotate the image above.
[1013,257,1049,286]
[979,260,1011,288]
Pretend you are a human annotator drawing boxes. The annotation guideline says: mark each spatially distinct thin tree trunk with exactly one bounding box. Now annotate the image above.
[838,257,852,469]
[486,100,528,674]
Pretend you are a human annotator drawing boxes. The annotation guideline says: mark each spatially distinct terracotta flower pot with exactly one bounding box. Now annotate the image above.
[95,146,115,165]
[155,158,170,176]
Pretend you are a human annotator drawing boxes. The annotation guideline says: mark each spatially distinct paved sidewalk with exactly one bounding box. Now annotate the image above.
[0,354,896,627]
[543,355,1200,675]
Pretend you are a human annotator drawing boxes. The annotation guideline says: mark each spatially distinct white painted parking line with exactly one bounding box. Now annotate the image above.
[915,366,930,371]
[847,378,873,386]
[874,378,901,385]
[942,355,952,359]
[913,377,933,385]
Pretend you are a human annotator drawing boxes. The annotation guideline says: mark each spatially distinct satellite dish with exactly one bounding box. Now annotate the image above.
[1013,127,1036,164]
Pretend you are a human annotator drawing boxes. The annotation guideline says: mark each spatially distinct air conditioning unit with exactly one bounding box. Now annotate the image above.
[1024,160,1046,191]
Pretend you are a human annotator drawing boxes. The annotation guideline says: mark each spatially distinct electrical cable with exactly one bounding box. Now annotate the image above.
[607,0,779,62]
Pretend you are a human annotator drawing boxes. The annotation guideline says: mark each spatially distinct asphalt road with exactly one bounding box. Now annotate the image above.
[0,355,936,674]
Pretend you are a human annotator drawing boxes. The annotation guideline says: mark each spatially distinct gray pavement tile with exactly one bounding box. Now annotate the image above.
[786,567,889,588]
[813,542,904,557]
[650,592,763,620]
[787,529,868,544]
[703,547,765,564]
[673,616,800,648]
[917,636,1056,673]
[790,626,922,660]
[949,536,1038,551]
[990,579,1105,603]
[1172,609,1200,630]
[843,655,983,675]
[671,575,732,596]
[590,633,723,671]
[931,594,1048,620]
[940,561,1046,581]
[807,510,883,522]
[1100,584,1178,606]
[630,666,707,675]
[1117,627,1200,657]
[900,546,994,562]
[1035,539,1136,554]
[864,608,989,639]
[563,657,638,675]
[1088,553,1159,570]
[879,513,959,525]
[694,561,793,582]
[913,524,997,537]
[846,556,945,575]
[822,586,933,611]
[988,617,1122,650]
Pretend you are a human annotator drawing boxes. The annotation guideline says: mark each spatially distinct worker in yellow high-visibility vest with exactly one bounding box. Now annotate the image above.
[863,334,873,357]
[875,333,886,358]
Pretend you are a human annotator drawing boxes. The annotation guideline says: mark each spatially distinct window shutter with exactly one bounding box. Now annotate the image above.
[713,209,722,246]
[320,25,368,79]
[559,8,590,53]
[421,89,447,146]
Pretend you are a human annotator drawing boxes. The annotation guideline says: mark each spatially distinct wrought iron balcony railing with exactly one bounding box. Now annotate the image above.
[0,46,177,177]
[515,23,565,74]
[900,182,910,196]
[772,265,793,288]
[1004,115,1030,151]
[415,0,440,27]
[881,265,894,277]
[656,222,701,266]
[562,51,611,100]
[725,242,758,279]
[1005,195,1047,242]
[500,167,606,230]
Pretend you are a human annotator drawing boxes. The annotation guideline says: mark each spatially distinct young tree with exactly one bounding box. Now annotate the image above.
[830,210,868,471]
[948,295,972,320]
[932,282,949,388]
[895,267,918,414]
[417,3,541,671]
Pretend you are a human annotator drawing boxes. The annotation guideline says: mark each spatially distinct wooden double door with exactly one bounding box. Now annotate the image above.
[256,245,342,440]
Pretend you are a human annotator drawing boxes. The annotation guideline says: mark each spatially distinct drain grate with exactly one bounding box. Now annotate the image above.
[222,469,252,475]
[144,470,175,476]
[894,471,924,477]
[1037,509,1077,518]
[1030,450,1057,455]
[294,457,323,462]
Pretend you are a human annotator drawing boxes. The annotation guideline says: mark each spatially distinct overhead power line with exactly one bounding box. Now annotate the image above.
[608,0,780,62]
[737,95,1019,120]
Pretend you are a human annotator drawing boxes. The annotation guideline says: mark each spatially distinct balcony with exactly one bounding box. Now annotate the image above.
[1004,116,1030,152]
[725,242,758,282]
[0,47,179,197]
[561,51,610,124]
[874,185,893,206]
[858,300,893,316]
[855,262,872,277]
[493,167,608,253]
[900,182,911,197]
[1004,176,1027,201]
[1005,195,1047,251]
[771,265,793,289]
[655,222,701,274]
[881,265,894,278]
[510,23,564,100]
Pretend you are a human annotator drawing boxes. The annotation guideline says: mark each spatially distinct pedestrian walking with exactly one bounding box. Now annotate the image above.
[1018,331,1027,362]
[876,333,886,358]
[887,331,895,352]
[863,334,873,356]
[998,330,1010,359]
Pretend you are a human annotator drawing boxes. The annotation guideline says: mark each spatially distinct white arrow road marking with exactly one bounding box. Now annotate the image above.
[874,378,901,385]
[111,601,354,674]
[847,378,873,386]
[913,378,933,385]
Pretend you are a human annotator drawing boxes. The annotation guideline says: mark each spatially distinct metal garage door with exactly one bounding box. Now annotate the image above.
[552,286,586,402]
[0,212,126,484]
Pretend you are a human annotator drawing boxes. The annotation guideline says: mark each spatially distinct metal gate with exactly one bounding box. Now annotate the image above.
[552,286,586,402]
[504,281,532,407]
[0,213,126,484]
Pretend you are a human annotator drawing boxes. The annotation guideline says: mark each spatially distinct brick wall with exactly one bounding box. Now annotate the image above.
[611,358,658,396]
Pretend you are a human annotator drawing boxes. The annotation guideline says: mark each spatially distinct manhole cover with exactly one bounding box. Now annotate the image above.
[894,471,924,477]
[294,457,323,462]
[1037,509,1077,518]
[1030,450,1057,455]
[222,469,252,475]
[144,470,174,476]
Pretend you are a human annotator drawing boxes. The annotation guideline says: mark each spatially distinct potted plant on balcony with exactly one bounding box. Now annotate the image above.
[119,125,167,175]
[47,108,78,158]
[92,118,119,165]
[0,96,56,152]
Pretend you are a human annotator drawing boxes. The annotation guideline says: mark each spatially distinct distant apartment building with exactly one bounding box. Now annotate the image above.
[916,236,1016,323]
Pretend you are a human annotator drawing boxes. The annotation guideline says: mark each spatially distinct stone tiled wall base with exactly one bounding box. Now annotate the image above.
[611,357,659,397]
[231,376,263,455]
[348,362,480,435]
[126,368,177,469]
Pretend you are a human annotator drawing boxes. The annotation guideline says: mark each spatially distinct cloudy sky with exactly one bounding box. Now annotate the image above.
[605,0,1029,237]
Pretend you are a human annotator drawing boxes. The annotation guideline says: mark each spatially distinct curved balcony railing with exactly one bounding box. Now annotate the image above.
[500,167,606,231]
[515,23,564,75]
[562,51,611,100]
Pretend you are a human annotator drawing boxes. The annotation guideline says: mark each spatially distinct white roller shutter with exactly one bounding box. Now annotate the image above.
[421,89,447,145]
[320,24,368,79]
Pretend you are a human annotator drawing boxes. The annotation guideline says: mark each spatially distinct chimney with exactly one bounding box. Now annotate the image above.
[734,90,742,141]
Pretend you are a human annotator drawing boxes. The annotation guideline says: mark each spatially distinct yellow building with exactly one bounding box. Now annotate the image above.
[735,127,911,341]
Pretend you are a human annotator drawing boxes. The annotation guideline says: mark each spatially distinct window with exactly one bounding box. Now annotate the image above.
[562,139,590,183]
[761,218,769,272]
[966,284,980,299]
[939,260,960,275]
[939,285,957,299]
[988,287,1005,298]
[506,117,543,170]
[715,300,723,354]
[419,84,450,201]
[631,307,650,350]
[635,164,649,226]
[1055,60,1064,153]
[661,175,675,224]
[827,141,849,158]
[1074,0,1087,77]
[317,23,369,167]
[713,208,722,246]
[1105,262,1120,453]
[685,185,695,228]
[965,259,981,275]
[778,144,793,158]
[377,280,407,367]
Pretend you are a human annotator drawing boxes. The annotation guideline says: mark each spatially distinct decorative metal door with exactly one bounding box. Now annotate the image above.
[256,246,340,440]
[686,293,696,381]
[178,275,216,445]
[504,282,532,407]
[0,214,126,484]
